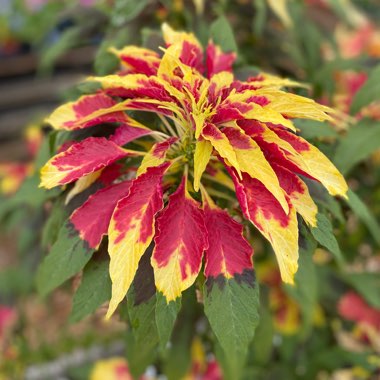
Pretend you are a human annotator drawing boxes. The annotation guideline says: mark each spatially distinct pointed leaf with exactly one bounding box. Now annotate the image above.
[203,195,259,379]
[311,213,344,266]
[70,180,132,249]
[155,293,182,351]
[193,139,213,192]
[36,222,94,296]
[271,127,348,198]
[223,125,289,214]
[152,178,208,302]
[203,273,259,379]
[137,137,177,175]
[231,170,299,284]
[46,92,130,131]
[210,16,238,53]
[203,194,253,279]
[272,163,318,227]
[70,259,111,323]
[40,137,129,189]
[106,163,169,318]
[126,248,159,377]
[202,123,241,178]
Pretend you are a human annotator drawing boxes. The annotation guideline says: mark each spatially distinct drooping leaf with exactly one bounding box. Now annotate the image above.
[107,163,169,318]
[152,177,208,302]
[202,194,259,379]
[311,213,344,266]
[204,274,259,380]
[126,248,159,377]
[351,64,380,114]
[162,290,198,380]
[70,259,111,323]
[155,293,181,351]
[36,222,94,296]
[152,177,207,348]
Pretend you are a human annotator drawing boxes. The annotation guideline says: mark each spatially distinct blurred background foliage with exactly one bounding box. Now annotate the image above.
[0,0,380,379]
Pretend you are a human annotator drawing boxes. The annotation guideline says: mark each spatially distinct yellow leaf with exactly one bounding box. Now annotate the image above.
[193,139,213,192]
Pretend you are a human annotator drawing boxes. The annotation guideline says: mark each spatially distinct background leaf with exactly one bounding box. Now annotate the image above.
[126,248,159,377]
[36,222,94,296]
[345,189,380,246]
[70,259,111,323]
[210,16,238,53]
[333,119,380,175]
[311,213,344,266]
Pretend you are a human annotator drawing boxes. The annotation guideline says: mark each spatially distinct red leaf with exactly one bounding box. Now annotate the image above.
[70,180,132,249]
[152,177,208,301]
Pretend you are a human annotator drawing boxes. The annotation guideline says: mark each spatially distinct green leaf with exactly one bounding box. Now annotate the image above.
[333,119,380,174]
[70,259,111,323]
[311,213,344,266]
[341,272,380,309]
[345,189,380,246]
[111,0,150,27]
[250,303,274,365]
[94,28,131,75]
[163,290,197,380]
[252,0,268,36]
[203,271,260,380]
[36,222,94,296]
[351,64,380,114]
[39,27,82,73]
[126,249,159,377]
[284,224,318,335]
[295,119,338,139]
[42,197,67,249]
[0,266,34,298]
[210,16,238,53]
[155,293,181,351]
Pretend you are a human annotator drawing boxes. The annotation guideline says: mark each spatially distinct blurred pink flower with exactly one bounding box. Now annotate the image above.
[338,291,380,331]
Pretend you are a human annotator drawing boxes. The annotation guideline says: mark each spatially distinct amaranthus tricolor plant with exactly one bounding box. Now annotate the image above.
[38,24,348,376]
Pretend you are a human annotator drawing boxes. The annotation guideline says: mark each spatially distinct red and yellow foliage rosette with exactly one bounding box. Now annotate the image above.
[39,24,348,327]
